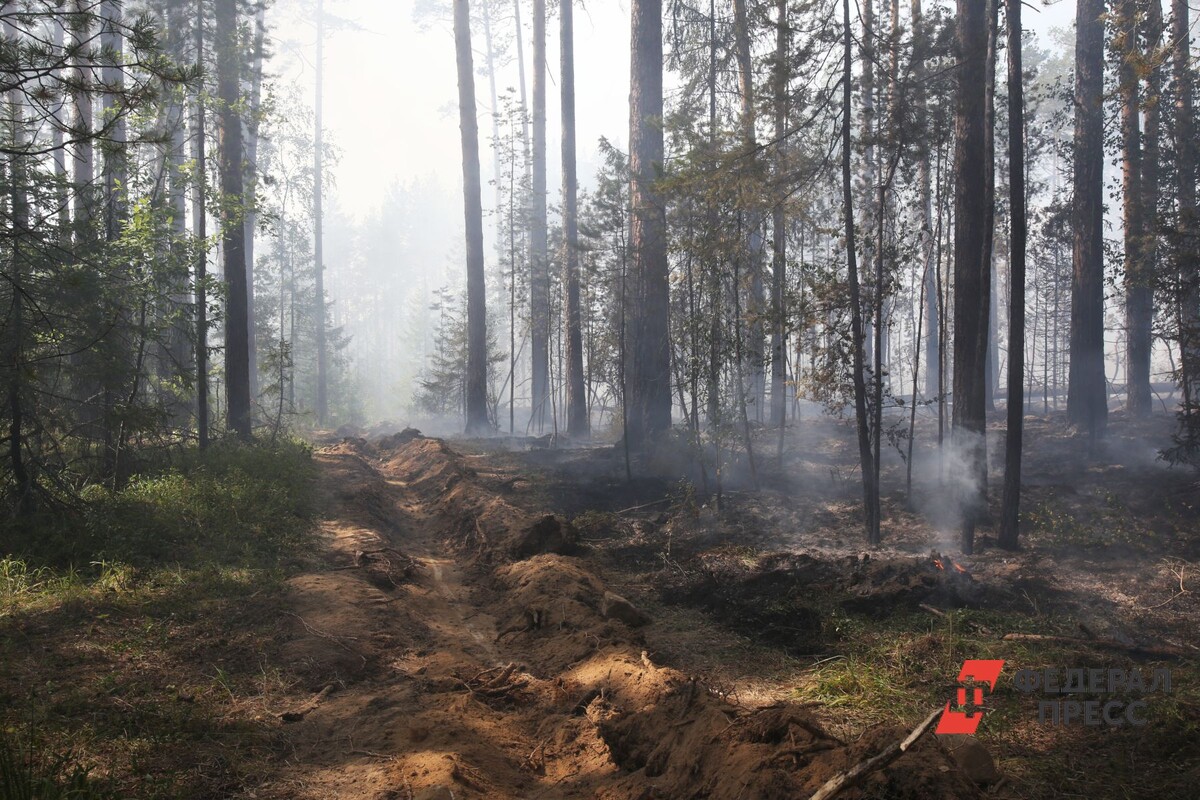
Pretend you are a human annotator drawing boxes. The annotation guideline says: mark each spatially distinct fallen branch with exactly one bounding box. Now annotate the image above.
[918,603,947,618]
[1143,559,1192,610]
[280,683,336,723]
[1001,633,1193,659]
[807,706,942,800]
[615,498,670,515]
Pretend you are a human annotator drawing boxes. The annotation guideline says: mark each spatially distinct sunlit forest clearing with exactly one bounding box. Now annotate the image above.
[1,0,1199,798]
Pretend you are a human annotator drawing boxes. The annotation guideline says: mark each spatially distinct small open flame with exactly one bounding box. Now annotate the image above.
[931,553,971,577]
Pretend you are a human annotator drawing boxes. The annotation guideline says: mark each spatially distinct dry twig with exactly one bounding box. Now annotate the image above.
[807,706,942,800]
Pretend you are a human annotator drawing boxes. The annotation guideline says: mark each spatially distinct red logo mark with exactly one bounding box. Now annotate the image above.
[936,659,1005,735]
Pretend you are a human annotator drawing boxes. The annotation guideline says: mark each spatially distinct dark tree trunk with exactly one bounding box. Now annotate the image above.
[952,0,989,554]
[628,0,671,443]
[999,0,1027,551]
[843,0,879,545]
[1067,0,1108,441]
[454,0,491,435]
[216,0,251,439]
[561,0,588,439]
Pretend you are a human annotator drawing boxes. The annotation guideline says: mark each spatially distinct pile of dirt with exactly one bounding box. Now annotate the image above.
[381,436,475,497]
[382,436,579,561]
[377,427,424,450]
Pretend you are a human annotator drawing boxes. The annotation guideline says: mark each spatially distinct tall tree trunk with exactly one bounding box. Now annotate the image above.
[454,0,491,435]
[861,0,876,365]
[5,20,34,514]
[193,0,209,448]
[99,0,128,475]
[1119,0,1151,416]
[100,0,126,243]
[1143,0,1162,405]
[770,0,789,428]
[952,0,988,555]
[482,0,505,263]
[731,0,765,420]
[982,0,998,415]
[513,0,531,167]
[999,0,1027,550]
[51,21,68,224]
[843,0,879,545]
[914,0,938,399]
[313,0,329,425]
[1067,0,1108,441]
[705,0,722,430]
[629,0,671,442]
[512,0,532,424]
[165,3,191,393]
[244,1,266,400]
[70,0,94,239]
[216,0,251,439]
[530,0,549,432]
[561,0,588,439]
[1172,0,1197,423]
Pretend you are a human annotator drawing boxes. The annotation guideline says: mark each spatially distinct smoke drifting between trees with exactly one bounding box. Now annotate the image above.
[1,0,1198,556]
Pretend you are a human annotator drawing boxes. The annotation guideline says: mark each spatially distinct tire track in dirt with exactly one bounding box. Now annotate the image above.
[258,436,981,800]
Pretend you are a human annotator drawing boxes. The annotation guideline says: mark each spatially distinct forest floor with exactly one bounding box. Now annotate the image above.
[1,411,1197,798]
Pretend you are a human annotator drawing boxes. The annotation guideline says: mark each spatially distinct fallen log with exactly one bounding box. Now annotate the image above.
[807,706,942,800]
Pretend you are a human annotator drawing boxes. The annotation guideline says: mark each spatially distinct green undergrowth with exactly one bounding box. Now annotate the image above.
[0,438,315,611]
[0,437,318,798]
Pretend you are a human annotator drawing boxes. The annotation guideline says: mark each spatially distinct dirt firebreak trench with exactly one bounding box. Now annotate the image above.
[263,434,979,799]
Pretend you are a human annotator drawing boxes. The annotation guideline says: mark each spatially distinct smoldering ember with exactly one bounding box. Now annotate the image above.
[0,0,1197,798]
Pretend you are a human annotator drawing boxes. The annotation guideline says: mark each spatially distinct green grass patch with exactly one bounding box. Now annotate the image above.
[0,438,318,798]
[0,438,315,610]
